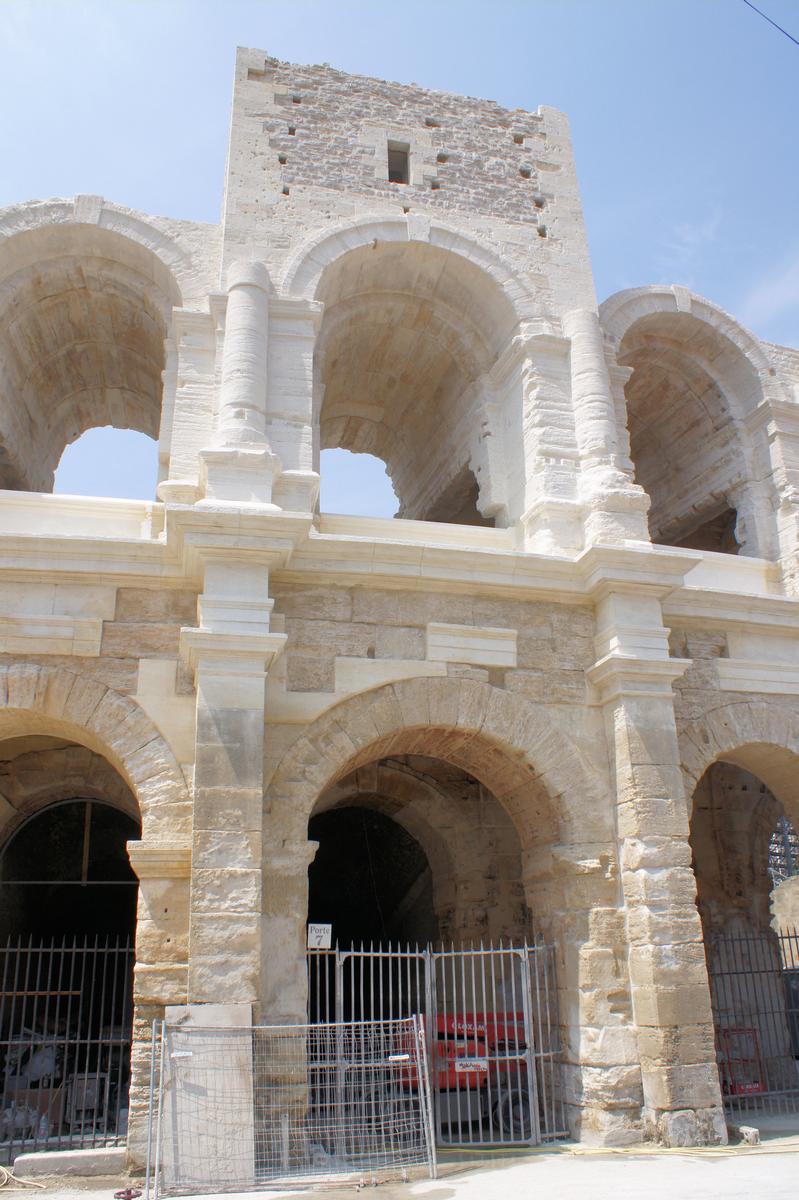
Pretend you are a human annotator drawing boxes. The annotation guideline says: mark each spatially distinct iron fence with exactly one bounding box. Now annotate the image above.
[308,939,567,1147]
[708,928,799,1118]
[148,1016,436,1197]
[0,934,134,1163]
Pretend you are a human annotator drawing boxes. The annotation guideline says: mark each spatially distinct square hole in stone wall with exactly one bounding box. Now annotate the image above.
[387,141,410,184]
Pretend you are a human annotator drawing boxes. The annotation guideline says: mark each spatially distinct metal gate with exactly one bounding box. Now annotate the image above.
[148,1016,436,1196]
[307,940,567,1146]
[0,935,134,1162]
[708,928,799,1119]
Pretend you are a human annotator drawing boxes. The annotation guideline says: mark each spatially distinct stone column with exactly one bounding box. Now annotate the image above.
[563,308,649,545]
[125,842,192,1166]
[261,839,319,1023]
[588,589,727,1146]
[506,331,584,553]
[200,261,280,506]
[266,298,323,514]
[180,559,286,1012]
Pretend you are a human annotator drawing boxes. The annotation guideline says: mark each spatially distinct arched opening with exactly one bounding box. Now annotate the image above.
[0,733,141,1156]
[319,448,399,519]
[308,752,530,950]
[0,224,180,494]
[54,428,158,500]
[618,311,768,556]
[0,799,139,938]
[689,757,799,1121]
[308,807,435,946]
[313,240,517,526]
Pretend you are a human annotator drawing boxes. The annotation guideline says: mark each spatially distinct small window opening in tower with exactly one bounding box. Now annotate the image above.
[387,141,410,184]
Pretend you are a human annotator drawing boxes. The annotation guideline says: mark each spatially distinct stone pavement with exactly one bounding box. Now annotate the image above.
[7,1135,799,1200]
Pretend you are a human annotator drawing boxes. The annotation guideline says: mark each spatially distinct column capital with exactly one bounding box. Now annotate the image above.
[179,626,287,676]
[127,840,192,879]
[587,652,691,702]
[263,839,319,875]
[225,259,272,293]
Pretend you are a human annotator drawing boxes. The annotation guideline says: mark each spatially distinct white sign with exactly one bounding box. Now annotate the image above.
[455,1058,489,1073]
[307,922,333,950]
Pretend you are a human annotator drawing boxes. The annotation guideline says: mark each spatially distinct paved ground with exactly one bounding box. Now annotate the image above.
[7,1120,799,1200]
[6,1139,799,1200]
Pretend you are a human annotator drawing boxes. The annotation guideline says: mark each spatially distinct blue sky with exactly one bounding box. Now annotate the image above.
[1,0,797,509]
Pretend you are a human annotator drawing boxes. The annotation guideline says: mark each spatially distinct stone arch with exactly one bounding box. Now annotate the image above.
[0,197,197,307]
[287,218,534,525]
[266,675,608,853]
[0,203,192,493]
[679,698,799,828]
[314,756,528,942]
[0,740,139,848]
[0,662,190,843]
[599,286,784,556]
[282,214,536,317]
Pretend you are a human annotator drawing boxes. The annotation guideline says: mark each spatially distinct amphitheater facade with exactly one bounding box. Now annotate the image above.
[1,47,799,1160]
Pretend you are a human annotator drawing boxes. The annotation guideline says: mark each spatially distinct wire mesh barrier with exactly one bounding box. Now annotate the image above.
[708,928,799,1119]
[148,1017,436,1196]
[308,940,567,1147]
[0,935,134,1163]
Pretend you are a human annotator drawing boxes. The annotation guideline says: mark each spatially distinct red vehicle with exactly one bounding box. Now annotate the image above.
[395,1011,534,1139]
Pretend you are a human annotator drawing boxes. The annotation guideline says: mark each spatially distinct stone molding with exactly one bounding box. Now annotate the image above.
[0,613,103,656]
[179,626,288,674]
[716,658,799,696]
[587,653,691,702]
[426,622,518,668]
[127,841,192,879]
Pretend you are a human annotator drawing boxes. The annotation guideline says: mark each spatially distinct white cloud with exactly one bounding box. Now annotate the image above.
[653,208,723,289]
[739,247,799,336]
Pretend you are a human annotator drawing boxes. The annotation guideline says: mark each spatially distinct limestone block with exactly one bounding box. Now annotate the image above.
[191,868,262,912]
[101,621,181,659]
[375,624,425,659]
[116,588,197,623]
[188,956,259,1004]
[626,904,704,947]
[636,1023,717,1069]
[621,865,698,908]
[631,984,714,1029]
[133,963,188,1005]
[189,912,262,956]
[135,918,189,963]
[643,1062,723,1113]
[275,585,353,622]
[563,1063,644,1110]
[427,622,518,668]
[620,836,693,872]
[194,786,264,832]
[193,829,262,870]
[286,651,335,692]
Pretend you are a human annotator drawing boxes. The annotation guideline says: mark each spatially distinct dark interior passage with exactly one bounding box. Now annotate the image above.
[0,800,140,938]
[308,806,438,947]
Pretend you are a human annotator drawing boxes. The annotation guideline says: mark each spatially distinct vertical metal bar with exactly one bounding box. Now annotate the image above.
[469,947,484,1144]
[520,945,540,1145]
[152,1021,166,1200]
[532,942,548,1138]
[38,937,56,1152]
[414,1013,437,1179]
[487,940,500,1143]
[145,1018,158,1200]
[425,946,438,1148]
[107,935,122,1143]
[0,936,12,1155]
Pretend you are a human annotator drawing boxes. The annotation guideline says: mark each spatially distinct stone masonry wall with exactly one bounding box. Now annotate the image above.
[223,49,597,311]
